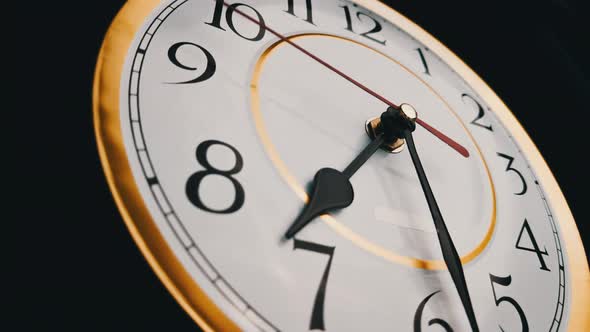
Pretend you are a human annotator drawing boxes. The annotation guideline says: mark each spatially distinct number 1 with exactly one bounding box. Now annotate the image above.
[416,48,431,76]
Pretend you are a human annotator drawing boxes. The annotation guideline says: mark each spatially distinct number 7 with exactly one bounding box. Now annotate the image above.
[294,238,336,331]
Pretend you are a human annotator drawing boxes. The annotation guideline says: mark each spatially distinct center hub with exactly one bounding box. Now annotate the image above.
[366,104,418,153]
[250,33,496,269]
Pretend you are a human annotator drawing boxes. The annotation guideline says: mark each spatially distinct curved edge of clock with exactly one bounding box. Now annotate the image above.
[92,0,240,331]
[91,0,589,330]
[361,0,590,330]
[503,113,590,331]
[512,115,590,330]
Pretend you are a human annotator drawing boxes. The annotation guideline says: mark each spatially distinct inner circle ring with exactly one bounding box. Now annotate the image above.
[249,33,497,270]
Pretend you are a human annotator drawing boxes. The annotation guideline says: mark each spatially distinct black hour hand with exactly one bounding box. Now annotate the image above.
[284,168,353,239]
[283,106,412,240]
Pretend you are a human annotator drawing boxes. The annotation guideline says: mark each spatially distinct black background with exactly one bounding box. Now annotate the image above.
[11,0,587,330]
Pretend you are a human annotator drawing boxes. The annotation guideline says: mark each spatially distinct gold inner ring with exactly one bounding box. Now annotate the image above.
[250,33,496,270]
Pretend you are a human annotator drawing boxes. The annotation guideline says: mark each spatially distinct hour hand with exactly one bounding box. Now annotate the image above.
[284,105,415,240]
[284,168,353,239]
[284,130,386,239]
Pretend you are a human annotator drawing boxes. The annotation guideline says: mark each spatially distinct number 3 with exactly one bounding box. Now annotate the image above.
[497,153,528,195]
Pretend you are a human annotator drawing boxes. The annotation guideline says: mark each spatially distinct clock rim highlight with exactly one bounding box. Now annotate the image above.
[92,0,590,331]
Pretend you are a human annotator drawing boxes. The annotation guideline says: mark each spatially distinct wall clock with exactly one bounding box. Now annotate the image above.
[93,0,589,330]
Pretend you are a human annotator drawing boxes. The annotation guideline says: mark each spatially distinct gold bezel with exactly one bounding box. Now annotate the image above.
[93,0,589,330]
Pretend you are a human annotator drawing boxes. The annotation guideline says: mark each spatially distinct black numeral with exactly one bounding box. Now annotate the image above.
[516,219,550,271]
[341,4,354,32]
[294,238,335,331]
[167,42,217,84]
[416,48,431,76]
[414,291,453,332]
[186,140,245,214]
[414,277,529,331]
[285,0,315,25]
[461,93,493,131]
[497,152,528,195]
[340,5,386,45]
[206,0,226,30]
[206,0,266,41]
[489,274,529,332]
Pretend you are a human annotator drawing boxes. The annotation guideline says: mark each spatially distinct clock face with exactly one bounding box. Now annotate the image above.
[94,0,589,331]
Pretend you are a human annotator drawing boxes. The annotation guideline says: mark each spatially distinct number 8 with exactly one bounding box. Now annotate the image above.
[185,140,245,214]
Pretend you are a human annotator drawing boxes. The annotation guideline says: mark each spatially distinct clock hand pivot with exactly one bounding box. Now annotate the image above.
[366,104,418,153]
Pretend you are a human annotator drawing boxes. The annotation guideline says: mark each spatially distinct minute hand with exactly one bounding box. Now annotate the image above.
[404,130,480,332]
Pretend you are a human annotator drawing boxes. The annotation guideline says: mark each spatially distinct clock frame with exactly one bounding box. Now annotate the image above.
[93,0,589,330]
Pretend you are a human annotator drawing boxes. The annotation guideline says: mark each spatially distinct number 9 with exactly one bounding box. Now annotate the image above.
[167,42,217,84]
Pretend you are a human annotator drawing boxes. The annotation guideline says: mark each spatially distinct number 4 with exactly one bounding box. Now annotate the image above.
[516,219,550,271]
[339,5,386,45]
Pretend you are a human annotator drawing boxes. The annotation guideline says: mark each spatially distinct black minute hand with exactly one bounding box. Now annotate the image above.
[404,129,480,332]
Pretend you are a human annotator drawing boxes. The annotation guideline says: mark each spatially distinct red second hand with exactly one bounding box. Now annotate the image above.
[416,118,469,157]
[224,1,470,158]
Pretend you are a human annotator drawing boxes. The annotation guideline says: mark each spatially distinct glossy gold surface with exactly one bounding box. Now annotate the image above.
[250,33,496,270]
[93,0,238,330]
[94,0,589,330]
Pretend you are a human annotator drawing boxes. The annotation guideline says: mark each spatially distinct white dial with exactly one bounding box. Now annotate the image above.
[94,0,589,331]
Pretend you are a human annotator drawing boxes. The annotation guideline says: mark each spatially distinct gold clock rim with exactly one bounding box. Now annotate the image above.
[93,0,589,331]
[92,0,239,331]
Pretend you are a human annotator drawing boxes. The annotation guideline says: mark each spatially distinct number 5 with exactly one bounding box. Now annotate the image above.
[489,274,529,331]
